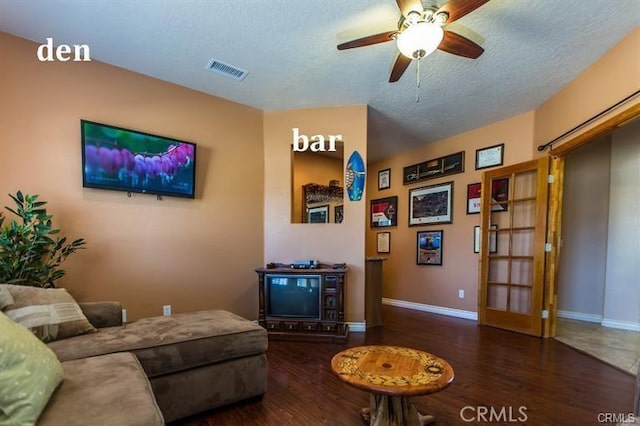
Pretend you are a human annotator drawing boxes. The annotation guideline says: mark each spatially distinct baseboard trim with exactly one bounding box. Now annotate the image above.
[347,322,366,332]
[557,311,640,331]
[601,319,640,332]
[382,298,478,321]
[557,310,603,323]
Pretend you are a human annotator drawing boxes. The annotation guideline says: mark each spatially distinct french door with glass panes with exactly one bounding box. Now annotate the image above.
[478,157,550,336]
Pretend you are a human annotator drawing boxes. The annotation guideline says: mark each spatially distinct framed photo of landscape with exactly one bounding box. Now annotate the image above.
[417,230,443,265]
[370,196,398,228]
[408,182,453,226]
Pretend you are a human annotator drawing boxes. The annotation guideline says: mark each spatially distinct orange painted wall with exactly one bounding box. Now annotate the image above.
[263,106,368,322]
[534,28,640,154]
[366,112,535,312]
[0,32,264,321]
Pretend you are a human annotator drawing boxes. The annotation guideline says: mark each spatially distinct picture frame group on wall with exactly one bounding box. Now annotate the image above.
[417,230,443,265]
[408,182,453,226]
[466,178,510,214]
[475,143,504,170]
[378,168,391,190]
[376,232,391,254]
[370,196,398,228]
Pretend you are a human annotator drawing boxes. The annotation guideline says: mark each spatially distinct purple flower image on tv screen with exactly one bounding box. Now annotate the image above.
[82,121,196,198]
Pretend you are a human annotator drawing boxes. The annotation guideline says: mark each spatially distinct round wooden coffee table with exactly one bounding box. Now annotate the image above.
[331,345,454,425]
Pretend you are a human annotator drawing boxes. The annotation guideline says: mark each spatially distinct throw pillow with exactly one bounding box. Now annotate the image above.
[0,311,64,425]
[0,286,14,309]
[0,285,96,343]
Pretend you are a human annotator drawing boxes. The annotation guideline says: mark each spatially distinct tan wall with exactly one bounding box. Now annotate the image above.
[263,106,367,322]
[557,135,611,316]
[0,32,264,321]
[604,119,640,326]
[534,28,640,154]
[366,112,535,312]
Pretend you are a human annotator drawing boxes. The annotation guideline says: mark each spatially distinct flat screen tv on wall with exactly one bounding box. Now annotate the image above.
[81,120,196,199]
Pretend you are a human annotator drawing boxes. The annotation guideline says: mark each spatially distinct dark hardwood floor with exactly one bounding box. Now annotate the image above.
[175,305,635,425]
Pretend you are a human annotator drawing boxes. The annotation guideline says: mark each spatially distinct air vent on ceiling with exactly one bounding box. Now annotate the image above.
[206,59,248,81]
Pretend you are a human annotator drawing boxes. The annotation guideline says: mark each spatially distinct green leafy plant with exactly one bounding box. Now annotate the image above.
[0,191,85,287]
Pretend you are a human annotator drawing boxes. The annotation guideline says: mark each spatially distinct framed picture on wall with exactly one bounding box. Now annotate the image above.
[475,143,504,170]
[491,178,510,212]
[466,179,510,214]
[474,225,497,253]
[334,205,344,223]
[378,168,391,190]
[467,182,482,214]
[370,196,398,228]
[408,182,453,226]
[376,232,391,254]
[307,205,329,223]
[417,230,443,265]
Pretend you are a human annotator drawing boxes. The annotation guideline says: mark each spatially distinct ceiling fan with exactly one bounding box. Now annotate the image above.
[337,0,489,82]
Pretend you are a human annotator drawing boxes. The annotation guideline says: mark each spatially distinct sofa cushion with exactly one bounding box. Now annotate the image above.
[48,310,268,378]
[0,285,96,342]
[38,352,164,426]
[0,311,63,425]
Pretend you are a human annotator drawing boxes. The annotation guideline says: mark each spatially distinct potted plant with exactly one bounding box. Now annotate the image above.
[0,191,85,287]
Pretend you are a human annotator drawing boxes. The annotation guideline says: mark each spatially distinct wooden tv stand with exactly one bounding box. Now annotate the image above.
[256,264,348,342]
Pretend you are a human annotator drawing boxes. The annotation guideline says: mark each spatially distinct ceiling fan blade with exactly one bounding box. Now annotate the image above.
[389,53,412,82]
[396,0,424,18]
[337,31,397,50]
[437,0,490,24]
[438,30,484,59]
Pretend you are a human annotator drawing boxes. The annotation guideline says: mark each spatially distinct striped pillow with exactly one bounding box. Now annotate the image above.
[0,285,96,342]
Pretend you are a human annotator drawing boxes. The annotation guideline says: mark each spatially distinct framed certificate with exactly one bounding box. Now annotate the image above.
[475,143,504,170]
[376,232,390,253]
[378,168,391,190]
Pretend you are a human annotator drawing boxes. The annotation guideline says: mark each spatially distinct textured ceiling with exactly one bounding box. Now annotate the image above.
[1,0,638,161]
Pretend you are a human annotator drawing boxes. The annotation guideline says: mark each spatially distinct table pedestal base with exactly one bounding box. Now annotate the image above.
[361,394,435,426]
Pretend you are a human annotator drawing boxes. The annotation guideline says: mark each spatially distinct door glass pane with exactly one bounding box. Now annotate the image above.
[512,199,536,228]
[488,285,508,310]
[495,230,509,256]
[513,170,536,199]
[490,211,510,229]
[511,259,533,286]
[488,259,508,283]
[511,229,534,257]
[509,287,531,314]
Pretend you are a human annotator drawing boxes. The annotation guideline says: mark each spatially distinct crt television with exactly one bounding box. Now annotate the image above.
[265,274,321,319]
[81,120,196,198]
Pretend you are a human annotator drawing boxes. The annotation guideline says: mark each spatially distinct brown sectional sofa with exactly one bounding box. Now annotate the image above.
[42,302,268,424]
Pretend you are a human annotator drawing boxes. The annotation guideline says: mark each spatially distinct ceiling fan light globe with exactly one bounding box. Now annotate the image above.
[396,22,444,59]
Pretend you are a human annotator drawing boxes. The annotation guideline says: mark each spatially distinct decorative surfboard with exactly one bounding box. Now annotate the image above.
[345,150,365,201]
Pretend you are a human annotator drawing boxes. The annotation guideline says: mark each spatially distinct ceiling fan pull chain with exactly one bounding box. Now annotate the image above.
[416,57,421,103]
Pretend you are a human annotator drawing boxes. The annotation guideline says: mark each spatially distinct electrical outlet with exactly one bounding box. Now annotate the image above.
[121,309,127,323]
[163,305,171,316]
[458,290,465,299]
